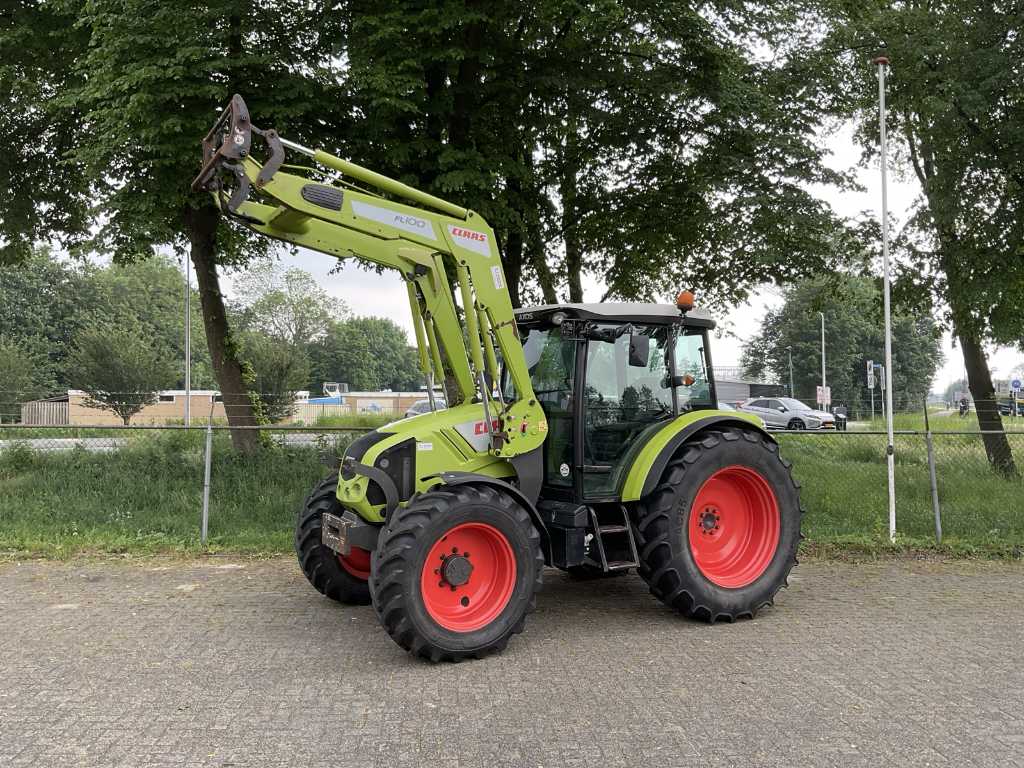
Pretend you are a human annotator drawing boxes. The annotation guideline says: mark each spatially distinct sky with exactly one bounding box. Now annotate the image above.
[218,124,1022,393]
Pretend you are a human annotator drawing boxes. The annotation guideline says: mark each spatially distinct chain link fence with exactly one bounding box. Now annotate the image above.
[1,422,1022,553]
[776,430,1024,546]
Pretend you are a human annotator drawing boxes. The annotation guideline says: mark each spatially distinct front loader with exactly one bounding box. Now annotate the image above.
[192,96,804,662]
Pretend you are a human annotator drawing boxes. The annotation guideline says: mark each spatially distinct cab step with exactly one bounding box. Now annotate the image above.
[586,506,639,573]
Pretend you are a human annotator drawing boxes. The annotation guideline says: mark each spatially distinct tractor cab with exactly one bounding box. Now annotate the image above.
[511,301,718,503]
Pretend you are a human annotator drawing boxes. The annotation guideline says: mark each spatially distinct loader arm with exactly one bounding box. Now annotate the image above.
[192,95,544,461]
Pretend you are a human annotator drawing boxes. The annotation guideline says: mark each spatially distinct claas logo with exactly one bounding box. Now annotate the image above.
[451,227,487,242]
[473,419,500,435]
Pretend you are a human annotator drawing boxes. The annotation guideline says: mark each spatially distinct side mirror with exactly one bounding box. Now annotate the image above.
[777,406,787,412]
[628,333,649,367]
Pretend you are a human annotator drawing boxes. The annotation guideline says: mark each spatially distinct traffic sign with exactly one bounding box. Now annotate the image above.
[866,360,875,389]
[816,385,831,407]
[1012,378,1022,392]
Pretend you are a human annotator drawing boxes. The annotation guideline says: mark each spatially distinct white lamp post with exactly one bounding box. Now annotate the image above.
[876,54,897,542]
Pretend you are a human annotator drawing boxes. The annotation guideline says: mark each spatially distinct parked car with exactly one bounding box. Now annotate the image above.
[739,397,836,430]
[404,398,448,419]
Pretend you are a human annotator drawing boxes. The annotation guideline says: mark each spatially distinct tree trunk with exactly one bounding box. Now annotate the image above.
[184,204,260,453]
[959,330,1017,477]
[503,228,524,308]
[526,220,558,304]
[560,146,583,303]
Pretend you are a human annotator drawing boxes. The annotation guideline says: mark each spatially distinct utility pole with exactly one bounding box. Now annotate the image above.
[787,346,794,397]
[183,255,191,426]
[819,311,826,408]
[876,54,897,542]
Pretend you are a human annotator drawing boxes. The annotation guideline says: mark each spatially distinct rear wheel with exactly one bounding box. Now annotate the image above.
[370,485,543,662]
[295,474,372,605]
[633,428,802,622]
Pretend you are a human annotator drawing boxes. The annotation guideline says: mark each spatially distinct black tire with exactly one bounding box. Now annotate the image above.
[786,418,805,431]
[633,428,803,622]
[370,485,543,662]
[295,474,372,606]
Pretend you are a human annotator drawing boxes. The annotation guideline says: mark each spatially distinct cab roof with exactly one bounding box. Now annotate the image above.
[514,302,715,329]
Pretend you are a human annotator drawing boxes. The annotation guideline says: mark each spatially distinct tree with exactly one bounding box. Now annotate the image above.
[0,335,54,424]
[337,1,859,309]
[2,1,346,451]
[0,0,89,263]
[238,331,311,424]
[232,263,344,420]
[817,1,1022,473]
[741,276,943,415]
[91,256,215,389]
[68,321,176,425]
[0,249,99,389]
[232,263,346,346]
[309,317,423,394]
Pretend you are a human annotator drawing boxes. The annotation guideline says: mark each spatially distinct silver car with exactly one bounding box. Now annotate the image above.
[739,397,835,430]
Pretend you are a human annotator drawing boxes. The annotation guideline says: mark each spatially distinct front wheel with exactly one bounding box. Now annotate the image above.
[633,428,802,622]
[370,485,543,662]
[295,474,372,605]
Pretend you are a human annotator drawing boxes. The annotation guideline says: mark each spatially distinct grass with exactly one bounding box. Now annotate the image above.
[313,413,394,429]
[0,431,347,558]
[1,428,1021,560]
[778,431,1024,558]
[851,409,1024,433]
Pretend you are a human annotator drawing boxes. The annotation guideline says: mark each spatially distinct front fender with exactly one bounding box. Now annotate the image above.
[620,411,772,502]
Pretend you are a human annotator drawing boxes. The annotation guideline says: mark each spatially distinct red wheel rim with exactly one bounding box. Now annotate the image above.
[420,522,517,632]
[337,547,371,580]
[688,465,780,588]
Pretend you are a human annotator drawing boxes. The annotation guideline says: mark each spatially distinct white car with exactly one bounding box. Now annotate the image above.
[739,397,835,430]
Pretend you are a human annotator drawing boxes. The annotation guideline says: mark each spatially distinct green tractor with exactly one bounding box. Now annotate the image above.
[193,96,804,662]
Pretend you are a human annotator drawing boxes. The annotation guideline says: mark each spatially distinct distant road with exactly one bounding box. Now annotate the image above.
[0,432,341,454]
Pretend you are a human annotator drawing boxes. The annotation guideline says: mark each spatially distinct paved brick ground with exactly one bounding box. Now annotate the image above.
[1,557,1022,767]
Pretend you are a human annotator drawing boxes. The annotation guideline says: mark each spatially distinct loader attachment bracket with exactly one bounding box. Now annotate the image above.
[191,94,286,222]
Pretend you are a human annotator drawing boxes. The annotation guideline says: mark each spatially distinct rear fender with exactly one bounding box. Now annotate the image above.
[620,412,773,502]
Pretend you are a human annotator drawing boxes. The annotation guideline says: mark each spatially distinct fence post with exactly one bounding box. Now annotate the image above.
[923,400,942,543]
[201,409,213,546]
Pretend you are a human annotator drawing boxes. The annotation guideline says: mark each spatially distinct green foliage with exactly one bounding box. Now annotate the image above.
[0,249,100,387]
[68,320,177,425]
[53,0,340,265]
[308,317,423,393]
[0,0,89,263]
[0,335,55,423]
[333,1,861,307]
[238,330,311,423]
[741,276,943,412]
[818,2,1024,348]
[232,262,347,346]
[0,249,211,391]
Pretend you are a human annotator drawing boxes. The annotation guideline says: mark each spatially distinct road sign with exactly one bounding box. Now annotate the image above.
[1012,378,1022,392]
[816,385,831,407]
[866,360,875,389]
